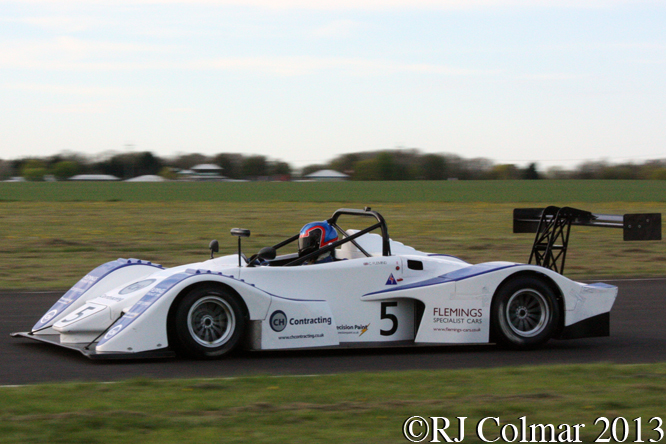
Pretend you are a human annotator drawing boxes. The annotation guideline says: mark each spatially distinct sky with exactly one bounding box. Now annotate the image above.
[1,0,665,170]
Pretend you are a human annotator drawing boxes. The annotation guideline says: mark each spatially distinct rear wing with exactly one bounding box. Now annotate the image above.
[514,206,661,274]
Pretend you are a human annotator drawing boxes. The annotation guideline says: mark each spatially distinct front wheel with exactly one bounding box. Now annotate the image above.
[491,277,560,349]
[171,286,246,359]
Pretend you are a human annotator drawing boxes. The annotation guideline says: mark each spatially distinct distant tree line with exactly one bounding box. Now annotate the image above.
[2,148,666,181]
[0,151,293,181]
[301,149,542,180]
[302,149,666,180]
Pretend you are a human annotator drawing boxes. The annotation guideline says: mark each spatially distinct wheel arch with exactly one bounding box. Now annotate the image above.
[491,270,565,341]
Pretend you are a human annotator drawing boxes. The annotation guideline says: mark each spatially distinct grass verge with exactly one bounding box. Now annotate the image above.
[1,180,666,202]
[1,363,664,443]
[1,201,664,289]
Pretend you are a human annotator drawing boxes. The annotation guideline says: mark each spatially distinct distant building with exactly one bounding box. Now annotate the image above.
[69,174,119,181]
[178,164,226,181]
[304,169,349,181]
[125,175,166,182]
[191,164,223,174]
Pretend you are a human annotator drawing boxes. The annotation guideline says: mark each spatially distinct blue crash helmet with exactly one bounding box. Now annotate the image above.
[298,221,339,257]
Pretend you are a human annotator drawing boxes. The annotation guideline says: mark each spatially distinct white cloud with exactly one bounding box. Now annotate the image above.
[166,107,197,113]
[1,0,658,10]
[0,34,498,76]
[3,82,142,96]
[37,100,118,114]
[0,37,176,70]
[48,36,170,55]
[194,56,498,76]
[312,20,365,38]
[517,73,584,82]
[3,16,102,33]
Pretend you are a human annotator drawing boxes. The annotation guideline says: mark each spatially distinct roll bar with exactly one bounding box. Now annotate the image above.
[284,207,391,266]
[329,208,391,257]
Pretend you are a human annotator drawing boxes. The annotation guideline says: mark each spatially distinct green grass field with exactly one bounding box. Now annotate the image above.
[2,180,666,202]
[1,364,665,443]
[0,180,664,289]
[1,201,664,289]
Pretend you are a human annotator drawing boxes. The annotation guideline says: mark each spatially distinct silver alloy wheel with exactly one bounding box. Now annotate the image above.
[505,289,550,338]
[187,296,236,347]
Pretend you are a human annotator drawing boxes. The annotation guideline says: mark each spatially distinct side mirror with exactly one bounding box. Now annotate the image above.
[257,246,277,261]
[209,239,219,259]
[247,246,277,267]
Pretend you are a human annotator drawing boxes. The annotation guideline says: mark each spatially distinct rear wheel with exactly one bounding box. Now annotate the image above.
[172,286,246,359]
[491,276,560,348]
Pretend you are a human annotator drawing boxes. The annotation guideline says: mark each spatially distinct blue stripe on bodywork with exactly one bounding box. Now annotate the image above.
[585,282,616,289]
[364,263,519,297]
[97,267,326,347]
[32,258,163,331]
[97,271,193,346]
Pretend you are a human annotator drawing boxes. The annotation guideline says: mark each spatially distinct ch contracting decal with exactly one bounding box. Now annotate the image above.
[269,310,287,332]
[269,310,332,332]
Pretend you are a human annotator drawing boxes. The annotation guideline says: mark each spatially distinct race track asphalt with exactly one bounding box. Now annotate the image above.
[2,278,665,386]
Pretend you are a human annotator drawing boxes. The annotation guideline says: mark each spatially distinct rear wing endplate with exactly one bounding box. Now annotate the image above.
[513,206,661,274]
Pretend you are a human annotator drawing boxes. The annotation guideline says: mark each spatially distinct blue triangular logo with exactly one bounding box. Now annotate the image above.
[386,273,397,285]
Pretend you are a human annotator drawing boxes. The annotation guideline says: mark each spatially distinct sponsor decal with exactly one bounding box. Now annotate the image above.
[269,310,287,332]
[434,326,482,333]
[119,279,156,295]
[386,273,398,285]
[337,323,371,336]
[80,274,98,284]
[39,309,59,325]
[432,307,484,325]
[269,310,333,336]
[104,324,123,340]
[289,316,332,326]
[277,333,325,340]
[98,294,124,302]
[364,260,388,266]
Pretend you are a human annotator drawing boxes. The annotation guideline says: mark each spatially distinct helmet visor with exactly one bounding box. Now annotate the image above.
[299,227,322,255]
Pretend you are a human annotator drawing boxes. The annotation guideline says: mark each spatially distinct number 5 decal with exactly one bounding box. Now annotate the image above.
[380,301,398,336]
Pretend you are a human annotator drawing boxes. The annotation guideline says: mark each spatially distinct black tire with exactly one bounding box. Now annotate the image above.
[490,276,560,349]
[171,285,246,359]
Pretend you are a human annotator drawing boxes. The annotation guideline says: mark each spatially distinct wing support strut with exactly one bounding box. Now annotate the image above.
[513,206,661,274]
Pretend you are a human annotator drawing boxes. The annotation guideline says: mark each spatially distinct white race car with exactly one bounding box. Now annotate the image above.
[13,207,633,360]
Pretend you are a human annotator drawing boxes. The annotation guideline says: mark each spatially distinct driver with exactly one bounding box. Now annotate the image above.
[298,221,339,264]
